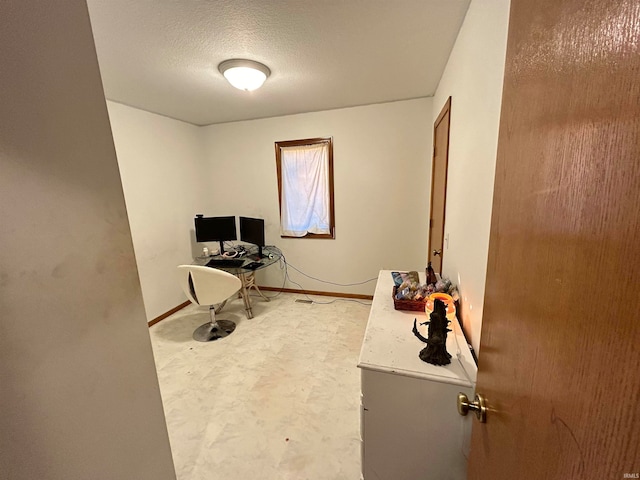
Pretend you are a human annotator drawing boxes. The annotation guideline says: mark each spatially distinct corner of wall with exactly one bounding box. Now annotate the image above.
[430,0,511,354]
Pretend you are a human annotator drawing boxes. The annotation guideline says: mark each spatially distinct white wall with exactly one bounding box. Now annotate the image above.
[107,101,207,321]
[201,99,432,296]
[432,0,511,353]
[0,1,175,479]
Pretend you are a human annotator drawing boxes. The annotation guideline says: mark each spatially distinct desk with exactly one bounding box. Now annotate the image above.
[193,245,281,319]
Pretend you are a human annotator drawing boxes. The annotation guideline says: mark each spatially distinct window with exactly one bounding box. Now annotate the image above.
[275,137,335,238]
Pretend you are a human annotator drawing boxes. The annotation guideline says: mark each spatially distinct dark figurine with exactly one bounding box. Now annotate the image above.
[412,299,452,366]
[426,261,438,286]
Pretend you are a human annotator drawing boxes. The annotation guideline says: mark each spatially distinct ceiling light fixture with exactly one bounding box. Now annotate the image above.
[218,59,271,91]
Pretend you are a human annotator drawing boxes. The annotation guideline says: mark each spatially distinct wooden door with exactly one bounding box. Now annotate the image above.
[428,97,451,273]
[468,0,640,478]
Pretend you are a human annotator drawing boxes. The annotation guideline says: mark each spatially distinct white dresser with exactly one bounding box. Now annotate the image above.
[358,270,477,480]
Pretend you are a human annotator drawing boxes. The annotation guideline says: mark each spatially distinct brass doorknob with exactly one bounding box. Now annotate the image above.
[433,249,442,256]
[457,392,487,423]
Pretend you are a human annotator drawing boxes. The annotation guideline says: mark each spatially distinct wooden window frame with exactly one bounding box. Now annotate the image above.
[275,137,335,239]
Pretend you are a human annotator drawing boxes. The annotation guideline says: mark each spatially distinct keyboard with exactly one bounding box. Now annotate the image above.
[206,259,245,268]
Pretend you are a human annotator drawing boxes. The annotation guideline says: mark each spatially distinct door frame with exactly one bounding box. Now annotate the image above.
[428,96,452,271]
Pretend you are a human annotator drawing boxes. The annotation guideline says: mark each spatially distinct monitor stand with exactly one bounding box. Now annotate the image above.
[249,246,266,261]
[219,240,225,255]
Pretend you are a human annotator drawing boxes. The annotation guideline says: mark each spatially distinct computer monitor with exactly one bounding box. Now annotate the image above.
[194,215,237,254]
[239,216,265,258]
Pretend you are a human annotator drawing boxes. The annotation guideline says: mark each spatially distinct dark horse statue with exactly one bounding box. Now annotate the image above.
[412,299,452,366]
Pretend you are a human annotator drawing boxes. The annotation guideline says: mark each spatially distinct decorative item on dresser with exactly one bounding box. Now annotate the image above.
[412,299,452,366]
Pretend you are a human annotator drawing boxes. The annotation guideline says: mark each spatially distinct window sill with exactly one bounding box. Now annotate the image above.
[280,231,335,239]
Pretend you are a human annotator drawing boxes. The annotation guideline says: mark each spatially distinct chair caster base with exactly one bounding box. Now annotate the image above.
[193,319,236,342]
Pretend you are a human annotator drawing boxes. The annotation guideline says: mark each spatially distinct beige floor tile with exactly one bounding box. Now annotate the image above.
[150,293,370,480]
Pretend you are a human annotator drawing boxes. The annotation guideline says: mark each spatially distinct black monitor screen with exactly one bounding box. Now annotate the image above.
[194,216,237,243]
[239,217,265,247]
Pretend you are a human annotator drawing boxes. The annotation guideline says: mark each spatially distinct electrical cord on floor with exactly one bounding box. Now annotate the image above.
[307,297,373,306]
[285,266,372,306]
[285,261,378,287]
[260,246,372,306]
[270,246,377,286]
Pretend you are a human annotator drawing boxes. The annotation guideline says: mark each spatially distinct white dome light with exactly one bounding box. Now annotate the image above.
[218,59,271,91]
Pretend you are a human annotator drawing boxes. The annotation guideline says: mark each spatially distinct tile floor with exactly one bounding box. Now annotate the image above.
[149,291,370,480]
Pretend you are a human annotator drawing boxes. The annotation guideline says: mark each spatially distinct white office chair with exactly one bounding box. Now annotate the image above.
[177,265,242,342]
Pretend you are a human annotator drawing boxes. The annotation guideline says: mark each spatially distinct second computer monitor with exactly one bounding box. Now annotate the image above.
[239,216,265,258]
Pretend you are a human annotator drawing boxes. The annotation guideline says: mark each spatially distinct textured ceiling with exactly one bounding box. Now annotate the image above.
[87,0,471,126]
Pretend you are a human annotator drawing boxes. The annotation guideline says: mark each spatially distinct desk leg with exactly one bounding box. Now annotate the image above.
[239,273,253,319]
[244,271,270,302]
